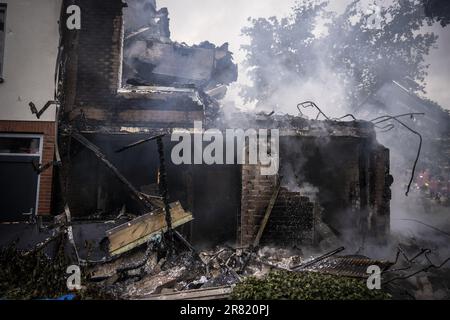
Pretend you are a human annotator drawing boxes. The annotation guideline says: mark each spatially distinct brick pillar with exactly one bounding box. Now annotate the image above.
[240,161,277,246]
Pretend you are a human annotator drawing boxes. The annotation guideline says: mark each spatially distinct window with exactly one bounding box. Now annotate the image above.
[0,3,6,82]
[0,134,43,221]
[0,135,42,156]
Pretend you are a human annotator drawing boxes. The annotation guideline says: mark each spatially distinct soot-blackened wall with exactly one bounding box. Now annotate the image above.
[65,134,240,246]
[240,134,391,247]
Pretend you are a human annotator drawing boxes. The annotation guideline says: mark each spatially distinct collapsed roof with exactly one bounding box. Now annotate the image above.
[122,0,237,91]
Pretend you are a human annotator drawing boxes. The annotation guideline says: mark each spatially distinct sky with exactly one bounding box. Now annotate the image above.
[158,0,450,110]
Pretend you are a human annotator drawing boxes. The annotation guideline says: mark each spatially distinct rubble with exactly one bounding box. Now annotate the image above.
[81,244,389,300]
[2,218,450,300]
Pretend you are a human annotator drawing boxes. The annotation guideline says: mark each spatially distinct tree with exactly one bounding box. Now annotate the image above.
[240,1,331,110]
[240,0,438,113]
[424,0,450,27]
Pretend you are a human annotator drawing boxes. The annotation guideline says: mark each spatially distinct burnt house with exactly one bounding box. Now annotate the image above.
[55,0,391,249]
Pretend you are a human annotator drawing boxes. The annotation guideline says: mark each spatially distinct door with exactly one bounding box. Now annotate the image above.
[0,134,42,221]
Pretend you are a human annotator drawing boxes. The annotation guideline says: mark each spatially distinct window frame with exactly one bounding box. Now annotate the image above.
[0,133,44,219]
[0,3,6,81]
[0,133,44,157]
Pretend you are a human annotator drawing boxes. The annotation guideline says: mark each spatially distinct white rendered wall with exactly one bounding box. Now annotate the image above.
[0,0,62,122]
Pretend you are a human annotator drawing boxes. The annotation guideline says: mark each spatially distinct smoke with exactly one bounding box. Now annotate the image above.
[230,0,360,118]
[282,162,319,199]
[123,0,160,35]
[365,87,450,251]
[252,60,352,119]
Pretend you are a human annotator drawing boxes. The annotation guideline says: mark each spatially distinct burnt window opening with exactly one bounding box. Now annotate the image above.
[0,3,6,82]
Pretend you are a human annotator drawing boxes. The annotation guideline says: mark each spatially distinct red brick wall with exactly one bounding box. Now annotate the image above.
[0,120,55,216]
[240,162,277,246]
[240,165,316,247]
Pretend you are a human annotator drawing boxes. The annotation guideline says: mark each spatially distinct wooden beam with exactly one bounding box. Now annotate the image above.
[106,201,193,256]
[69,108,204,124]
[253,181,281,247]
[141,286,233,300]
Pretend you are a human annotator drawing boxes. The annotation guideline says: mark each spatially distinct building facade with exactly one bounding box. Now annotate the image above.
[0,0,62,220]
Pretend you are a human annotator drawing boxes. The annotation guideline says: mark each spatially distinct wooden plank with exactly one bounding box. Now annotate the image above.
[253,182,281,247]
[69,108,204,124]
[110,215,193,256]
[106,201,193,256]
[142,286,233,301]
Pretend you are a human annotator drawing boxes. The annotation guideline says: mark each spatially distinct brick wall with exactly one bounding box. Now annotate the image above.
[0,120,55,215]
[239,162,277,246]
[260,189,315,247]
[240,164,316,247]
[71,0,123,106]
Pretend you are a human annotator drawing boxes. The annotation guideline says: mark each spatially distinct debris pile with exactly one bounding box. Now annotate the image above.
[79,245,390,300]
[3,223,450,300]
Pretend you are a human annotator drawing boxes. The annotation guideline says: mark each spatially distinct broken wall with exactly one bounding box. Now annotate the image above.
[61,0,205,129]
[237,118,391,247]
[121,0,237,89]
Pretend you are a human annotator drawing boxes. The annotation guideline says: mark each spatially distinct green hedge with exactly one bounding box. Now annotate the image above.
[231,271,391,300]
